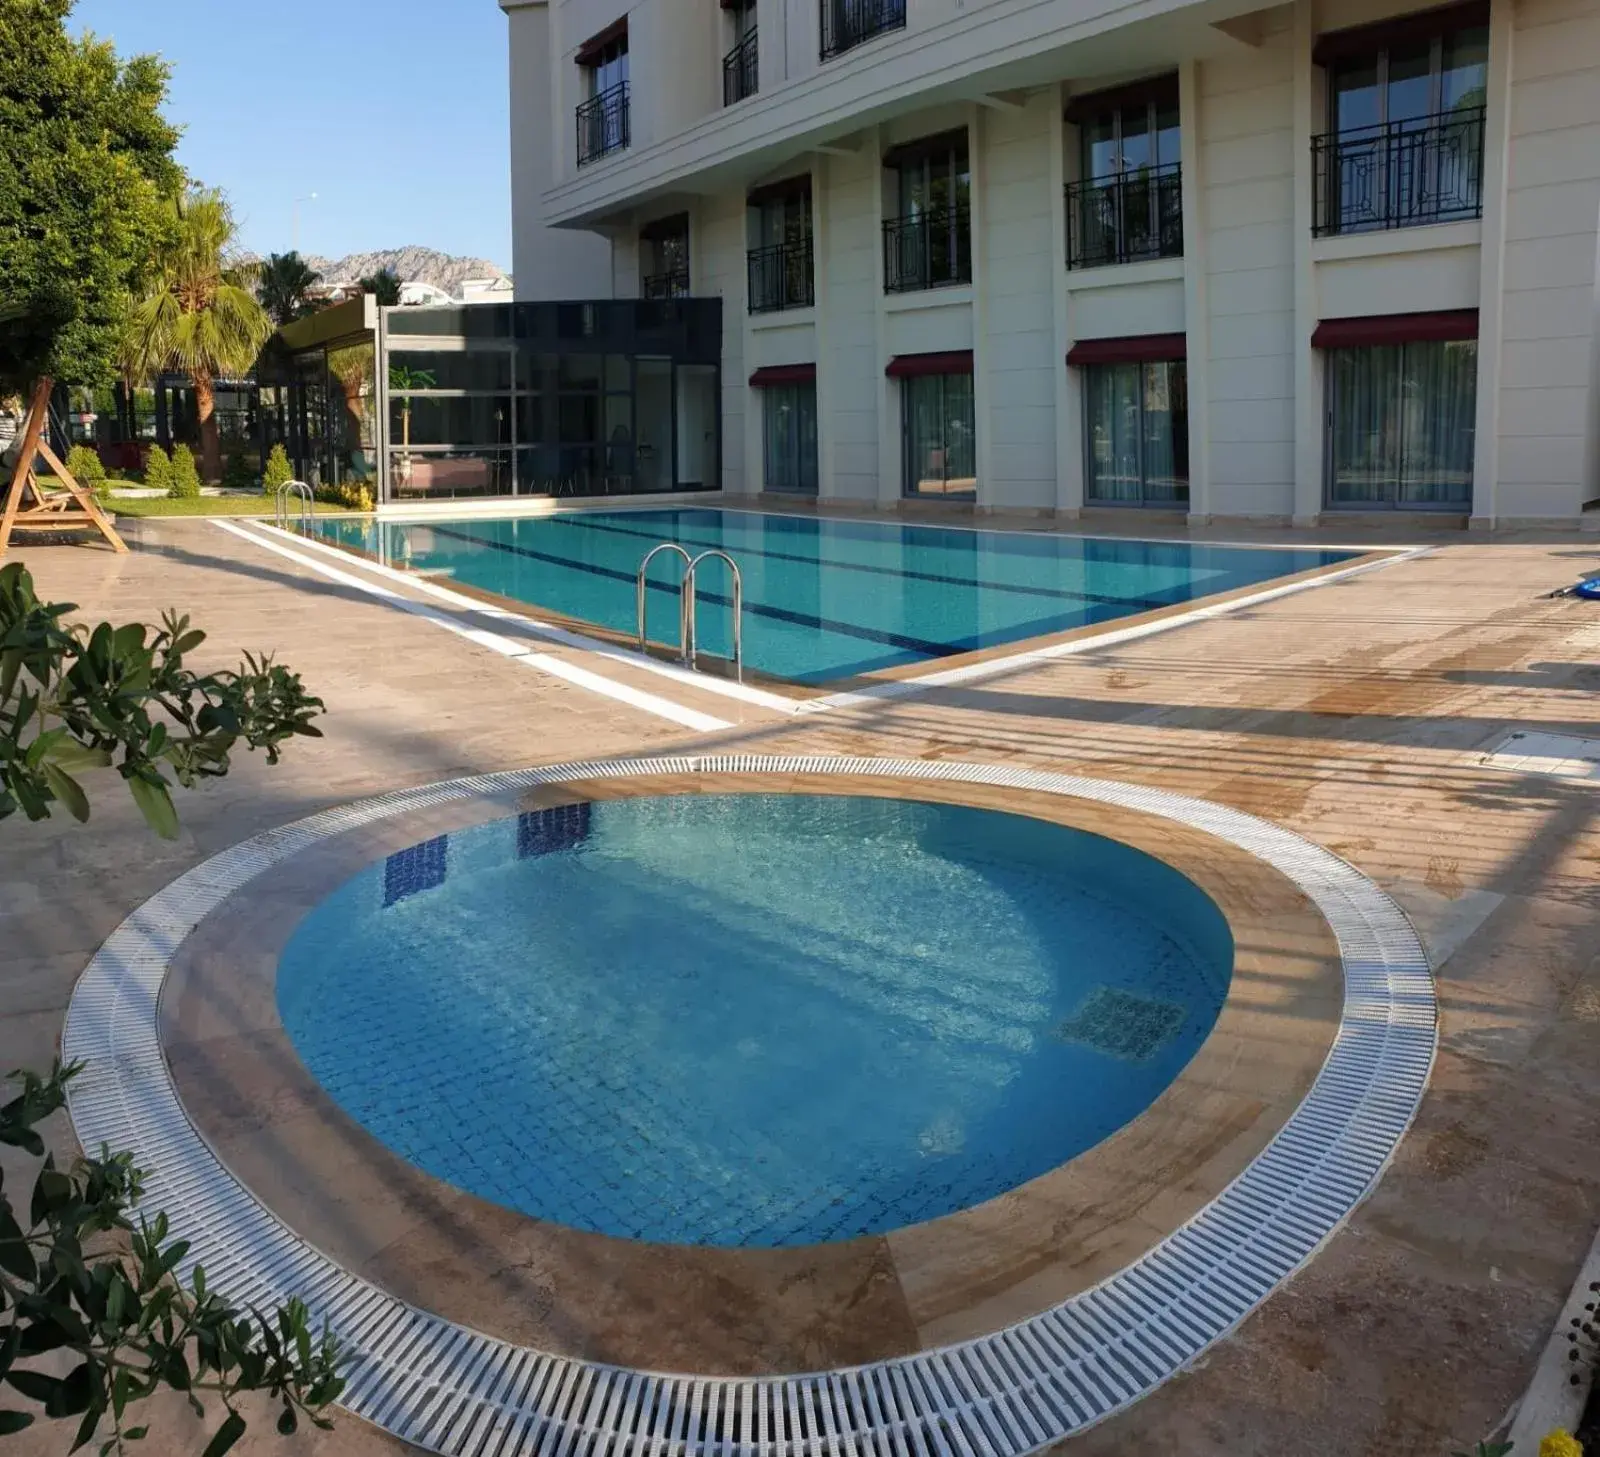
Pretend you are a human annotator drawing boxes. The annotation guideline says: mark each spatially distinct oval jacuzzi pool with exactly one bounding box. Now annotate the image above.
[276,793,1234,1248]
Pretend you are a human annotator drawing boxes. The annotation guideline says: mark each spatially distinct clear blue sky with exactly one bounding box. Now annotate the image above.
[70,0,513,269]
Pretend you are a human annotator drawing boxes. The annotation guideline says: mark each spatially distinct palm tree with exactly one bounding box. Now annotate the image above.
[122,189,274,482]
[257,250,323,325]
[359,267,403,307]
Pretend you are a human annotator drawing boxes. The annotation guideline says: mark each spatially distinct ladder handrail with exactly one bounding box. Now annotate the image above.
[635,542,693,662]
[684,549,744,684]
[274,479,313,532]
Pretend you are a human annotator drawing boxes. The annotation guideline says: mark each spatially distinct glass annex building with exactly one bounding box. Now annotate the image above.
[257,296,723,504]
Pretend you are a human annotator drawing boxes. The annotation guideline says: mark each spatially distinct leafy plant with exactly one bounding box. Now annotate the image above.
[0,560,324,837]
[119,190,274,483]
[64,445,107,485]
[1539,1432,1581,1457]
[312,483,373,513]
[139,445,172,494]
[167,443,200,500]
[1452,1442,1515,1457]
[386,363,435,454]
[357,267,402,307]
[221,443,255,491]
[255,251,322,327]
[261,443,293,497]
[0,1059,347,1453]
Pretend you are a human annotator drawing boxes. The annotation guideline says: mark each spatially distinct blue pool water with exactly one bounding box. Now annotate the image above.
[311,509,1355,683]
[277,793,1233,1248]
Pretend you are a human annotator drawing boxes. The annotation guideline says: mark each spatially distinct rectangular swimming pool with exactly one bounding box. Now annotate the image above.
[311,509,1358,684]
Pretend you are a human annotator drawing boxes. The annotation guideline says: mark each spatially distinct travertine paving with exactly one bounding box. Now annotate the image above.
[3,513,1597,1455]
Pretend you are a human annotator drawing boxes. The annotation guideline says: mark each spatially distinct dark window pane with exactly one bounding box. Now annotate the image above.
[385,349,512,391]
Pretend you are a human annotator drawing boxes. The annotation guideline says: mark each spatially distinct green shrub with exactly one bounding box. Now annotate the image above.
[313,482,374,512]
[168,442,201,499]
[223,441,257,489]
[142,444,173,493]
[63,443,106,484]
[262,442,294,495]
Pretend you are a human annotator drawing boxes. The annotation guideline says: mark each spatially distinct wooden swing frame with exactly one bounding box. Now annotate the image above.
[0,377,128,557]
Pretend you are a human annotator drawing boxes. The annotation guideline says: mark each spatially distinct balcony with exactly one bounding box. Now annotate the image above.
[723,28,758,106]
[1312,107,1485,236]
[882,207,971,294]
[642,268,691,300]
[748,240,815,313]
[1065,165,1184,270]
[576,81,629,168]
[820,0,906,62]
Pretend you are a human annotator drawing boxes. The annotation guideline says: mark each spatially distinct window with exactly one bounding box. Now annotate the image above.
[883,135,971,293]
[1326,340,1475,507]
[640,215,690,299]
[762,384,818,494]
[723,0,758,105]
[902,373,975,498]
[1083,361,1189,506]
[820,0,905,62]
[576,26,629,166]
[1066,83,1183,269]
[748,181,814,313]
[1313,17,1487,233]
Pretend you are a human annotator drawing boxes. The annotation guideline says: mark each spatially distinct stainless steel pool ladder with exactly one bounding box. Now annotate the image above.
[274,479,313,532]
[634,544,744,683]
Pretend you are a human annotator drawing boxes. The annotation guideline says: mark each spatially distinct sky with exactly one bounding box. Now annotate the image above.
[70,0,514,269]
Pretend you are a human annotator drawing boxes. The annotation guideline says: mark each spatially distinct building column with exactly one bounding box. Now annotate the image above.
[1290,0,1322,525]
[1470,0,1515,528]
[1052,83,1082,515]
[968,101,995,510]
[814,152,837,499]
[1178,59,1212,524]
[871,125,898,508]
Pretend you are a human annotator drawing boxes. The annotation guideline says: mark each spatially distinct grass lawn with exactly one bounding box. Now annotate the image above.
[99,494,347,518]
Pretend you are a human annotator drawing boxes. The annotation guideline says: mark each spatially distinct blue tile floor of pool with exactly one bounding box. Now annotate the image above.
[277,794,1234,1248]
[311,508,1356,683]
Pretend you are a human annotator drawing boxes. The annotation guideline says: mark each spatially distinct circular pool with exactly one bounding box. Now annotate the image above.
[276,792,1233,1248]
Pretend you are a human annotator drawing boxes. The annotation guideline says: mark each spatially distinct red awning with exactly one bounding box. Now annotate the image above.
[1311,310,1479,349]
[885,351,973,378]
[748,363,816,387]
[1066,333,1187,365]
[1313,0,1487,66]
[574,17,627,66]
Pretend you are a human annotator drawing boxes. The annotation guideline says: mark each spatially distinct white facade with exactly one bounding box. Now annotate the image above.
[501,0,1600,523]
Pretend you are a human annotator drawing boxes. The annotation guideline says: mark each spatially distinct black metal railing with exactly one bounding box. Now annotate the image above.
[748,239,815,312]
[1312,106,1485,236]
[576,80,630,167]
[723,28,758,106]
[882,207,971,293]
[641,268,691,300]
[1065,164,1184,270]
[820,0,905,61]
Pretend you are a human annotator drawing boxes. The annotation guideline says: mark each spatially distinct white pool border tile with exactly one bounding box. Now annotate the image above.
[63,756,1436,1457]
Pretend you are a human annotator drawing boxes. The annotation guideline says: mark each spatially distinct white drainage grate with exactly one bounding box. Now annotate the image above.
[1482,731,1600,782]
[63,757,1436,1457]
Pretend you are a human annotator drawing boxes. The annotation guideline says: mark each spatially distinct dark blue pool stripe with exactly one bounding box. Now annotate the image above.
[430,526,961,660]
[539,510,1189,613]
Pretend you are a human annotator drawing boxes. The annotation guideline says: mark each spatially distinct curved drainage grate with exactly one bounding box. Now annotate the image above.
[63,756,1435,1457]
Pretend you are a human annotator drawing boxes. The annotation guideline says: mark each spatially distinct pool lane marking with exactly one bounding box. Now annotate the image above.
[235,520,803,716]
[212,520,734,733]
[426,525,962,661]
[797,546,1431,714]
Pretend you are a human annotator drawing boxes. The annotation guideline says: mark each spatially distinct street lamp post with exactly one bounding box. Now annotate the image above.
[292,192,318,254]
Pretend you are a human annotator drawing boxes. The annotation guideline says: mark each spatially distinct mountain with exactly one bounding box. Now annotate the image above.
[284,247,510,292]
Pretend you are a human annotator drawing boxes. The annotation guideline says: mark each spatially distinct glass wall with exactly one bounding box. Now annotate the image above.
[761,383,818,494]
[1326,339,1475,507]
[902,373,975,498]
[1084,361,1189,505]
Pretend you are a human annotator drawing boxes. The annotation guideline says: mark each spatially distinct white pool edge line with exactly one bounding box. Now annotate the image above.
[231,518,1426,718]
[227,519,802,717]
[211,520,735,732]
[63,755,1437,1457]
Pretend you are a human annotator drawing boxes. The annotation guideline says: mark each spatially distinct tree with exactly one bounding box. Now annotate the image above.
[0,561,339,1451]
[386,364,436,455]
[0,0,181,395]
[357,268,402,307]
[0,560,323,837]
[261,444,293,497]
[120,190,274,484]
[255,252,322,327]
